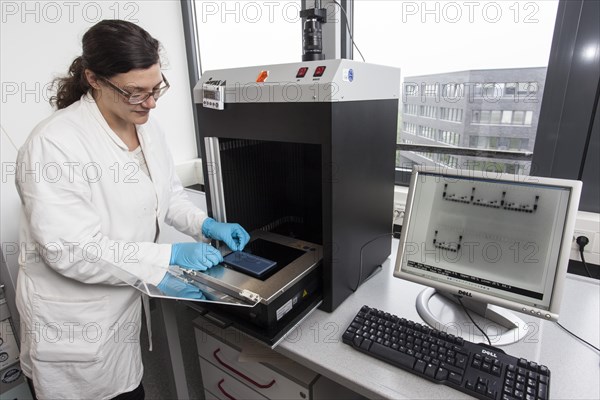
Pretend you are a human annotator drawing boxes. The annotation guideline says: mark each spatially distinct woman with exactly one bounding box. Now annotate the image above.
[15,20,249,399]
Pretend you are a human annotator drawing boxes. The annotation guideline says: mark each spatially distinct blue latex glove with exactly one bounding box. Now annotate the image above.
[170,242,223,271]
[157,273,205,300]
[202,218,251,251]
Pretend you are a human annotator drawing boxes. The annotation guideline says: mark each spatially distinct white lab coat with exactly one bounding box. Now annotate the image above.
[15,93,207,399]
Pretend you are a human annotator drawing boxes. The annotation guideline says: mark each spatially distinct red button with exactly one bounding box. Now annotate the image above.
[313,66,326,77]
[296,67,309,78]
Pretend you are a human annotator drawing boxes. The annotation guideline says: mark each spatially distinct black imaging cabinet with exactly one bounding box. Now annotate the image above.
[193,60,400,345]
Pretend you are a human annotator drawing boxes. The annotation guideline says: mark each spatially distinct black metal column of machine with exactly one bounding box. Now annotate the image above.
[194,60,400,345]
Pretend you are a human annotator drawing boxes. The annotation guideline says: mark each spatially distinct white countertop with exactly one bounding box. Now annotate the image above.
[275,240,600,399]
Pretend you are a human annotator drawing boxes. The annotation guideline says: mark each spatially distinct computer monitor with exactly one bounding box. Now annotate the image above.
[394,166,582,345]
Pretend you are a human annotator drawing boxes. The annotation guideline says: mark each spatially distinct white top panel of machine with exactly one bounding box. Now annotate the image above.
[194,60,400,104]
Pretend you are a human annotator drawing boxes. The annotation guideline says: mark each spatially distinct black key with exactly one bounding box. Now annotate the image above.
[440,362,463,376]
[528,361,538,370]
[360,339,372,350]
[448,372,462,385]
[414,360,427,373]
[525,386,536,396]
[527,371,538,380]
[476,383,487,394]
[370,342,416,369]
[343,330,354,342]
[456,354,467,370]
[517,358,528,368]
[539,365,549,376]
[486,388,496,399]
[492,366,502,376]
[353,335,363,347]
[482,362,491,373]
[435,367,449,381]
[465,380,475,391]
[350,322,361,330]
[538,383,548,400]
[424,363,437,378]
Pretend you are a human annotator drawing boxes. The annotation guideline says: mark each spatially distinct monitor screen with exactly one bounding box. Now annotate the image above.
[394,167,582,322]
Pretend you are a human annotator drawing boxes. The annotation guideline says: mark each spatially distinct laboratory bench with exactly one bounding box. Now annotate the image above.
[183,239,600,400]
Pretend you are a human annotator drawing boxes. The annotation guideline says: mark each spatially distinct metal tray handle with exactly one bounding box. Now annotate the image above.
[212,348,276,389]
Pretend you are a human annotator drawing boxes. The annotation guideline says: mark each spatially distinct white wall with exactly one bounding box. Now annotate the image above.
[1,1,198,286]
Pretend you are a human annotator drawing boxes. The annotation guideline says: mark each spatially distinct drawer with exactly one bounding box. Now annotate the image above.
[200,358,267,400]
[196,329,312,399]
[204,388,219,400]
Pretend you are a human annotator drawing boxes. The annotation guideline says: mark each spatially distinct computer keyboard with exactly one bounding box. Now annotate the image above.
[342,306,550,400]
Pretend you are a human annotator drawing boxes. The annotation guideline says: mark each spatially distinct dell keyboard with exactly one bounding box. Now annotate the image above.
[342,306,550,400]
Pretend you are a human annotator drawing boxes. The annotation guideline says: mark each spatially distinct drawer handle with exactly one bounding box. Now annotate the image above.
[213,348,276,389]
[217,378,237,400]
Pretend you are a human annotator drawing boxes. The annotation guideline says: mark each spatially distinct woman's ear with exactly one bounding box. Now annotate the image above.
[84,69,100,90]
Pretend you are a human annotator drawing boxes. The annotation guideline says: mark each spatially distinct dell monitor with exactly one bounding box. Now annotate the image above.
[394,166,582,345]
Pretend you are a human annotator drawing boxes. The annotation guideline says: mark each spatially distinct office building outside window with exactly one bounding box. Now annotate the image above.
[355,0,559,177]
[401,67,546,174]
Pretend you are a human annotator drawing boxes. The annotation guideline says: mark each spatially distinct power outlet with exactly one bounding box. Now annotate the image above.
[569,210,600,265]
[572,229,596,254]
[393,203,405,224]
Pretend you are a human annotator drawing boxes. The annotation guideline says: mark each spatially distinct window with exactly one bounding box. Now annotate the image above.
[355,0,560,178]
[513,111,526,125]
[419,125,436,140]
[191,1,301,72]
[182,1,598,212]
[420,105,437,118]
[403,122,418,135]
[440,107,463,122]
[490,111,502,124]
[472,109,534,126]
[440,130,461,146]
[404,104,418,115]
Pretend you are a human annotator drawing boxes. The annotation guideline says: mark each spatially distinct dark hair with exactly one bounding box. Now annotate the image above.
[50,20,161,110]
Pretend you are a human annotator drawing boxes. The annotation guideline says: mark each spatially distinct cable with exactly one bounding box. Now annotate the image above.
[576,236,592,278]
[331,0,366,62]
[556,321,600,353]
[455,295,492,346]
[353,233,393,291]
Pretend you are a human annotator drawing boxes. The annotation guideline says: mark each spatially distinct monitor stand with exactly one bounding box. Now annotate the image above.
[416,288,530,346]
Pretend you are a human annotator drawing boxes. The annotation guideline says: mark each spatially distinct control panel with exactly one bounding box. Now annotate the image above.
[202,80,225,110]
